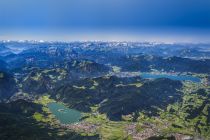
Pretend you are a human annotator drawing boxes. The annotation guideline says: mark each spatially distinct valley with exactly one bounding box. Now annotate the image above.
[0,41,210,140]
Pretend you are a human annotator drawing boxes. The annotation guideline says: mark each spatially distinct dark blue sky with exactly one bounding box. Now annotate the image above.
[0,0,210,42]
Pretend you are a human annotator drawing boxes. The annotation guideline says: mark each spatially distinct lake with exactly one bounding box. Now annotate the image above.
[140,73,201,83]
[47,102,81,124]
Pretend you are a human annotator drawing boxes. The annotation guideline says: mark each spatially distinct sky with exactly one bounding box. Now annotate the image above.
[0,0,210,42]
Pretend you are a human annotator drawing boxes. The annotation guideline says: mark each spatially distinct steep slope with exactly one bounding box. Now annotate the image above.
[99,78,183,120]
[22,68,68,94]
[65,59,110,79]
[109,55,210,73]
[53,76,183,121]
[0,71,17,101]
[0,99,99,140]
[0,59,8,71]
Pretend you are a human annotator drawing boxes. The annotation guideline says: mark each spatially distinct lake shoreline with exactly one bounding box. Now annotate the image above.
[47,102,82,124]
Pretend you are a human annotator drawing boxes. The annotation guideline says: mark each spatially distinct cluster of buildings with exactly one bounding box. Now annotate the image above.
[61,122,99,134]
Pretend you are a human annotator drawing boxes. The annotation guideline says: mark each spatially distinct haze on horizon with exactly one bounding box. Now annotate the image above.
[0,0,210,43]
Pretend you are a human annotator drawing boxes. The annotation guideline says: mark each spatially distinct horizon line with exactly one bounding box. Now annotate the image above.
[1,30,210,44]
[1,40,210,45]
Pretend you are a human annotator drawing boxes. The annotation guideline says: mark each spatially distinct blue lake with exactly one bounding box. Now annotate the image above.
[140,73,201,83]
[47,102,81,124]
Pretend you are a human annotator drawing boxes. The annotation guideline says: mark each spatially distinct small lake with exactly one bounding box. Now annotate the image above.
[47,102,81,124]
[140,73,201,83]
